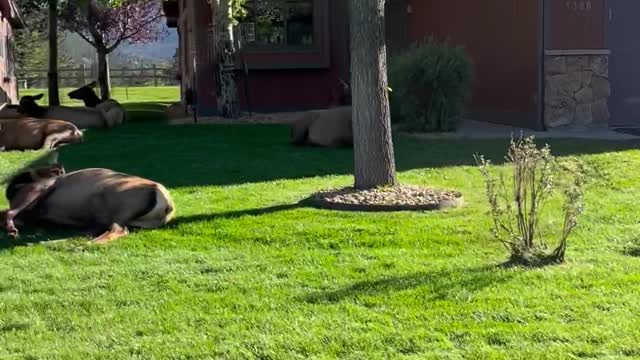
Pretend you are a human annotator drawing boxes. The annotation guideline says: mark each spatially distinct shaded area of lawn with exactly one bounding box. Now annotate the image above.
[49,121,640,189]
[1,108,640,358]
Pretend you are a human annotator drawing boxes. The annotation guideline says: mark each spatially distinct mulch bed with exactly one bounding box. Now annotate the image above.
[311,185,464,212]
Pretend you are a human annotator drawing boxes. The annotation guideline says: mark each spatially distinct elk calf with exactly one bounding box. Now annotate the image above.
[1,164,175,244]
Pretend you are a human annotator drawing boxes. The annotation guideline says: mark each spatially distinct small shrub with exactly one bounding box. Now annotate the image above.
[474,135,586,266]
[388,36,473,132]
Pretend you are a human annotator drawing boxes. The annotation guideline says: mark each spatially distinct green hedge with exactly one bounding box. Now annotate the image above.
[388,37,474,132]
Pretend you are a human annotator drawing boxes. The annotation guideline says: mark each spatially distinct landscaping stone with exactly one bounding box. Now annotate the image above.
[311,185,464,212]
[545,56,566,75]
[592,75,611,99]
[544,54,610,128]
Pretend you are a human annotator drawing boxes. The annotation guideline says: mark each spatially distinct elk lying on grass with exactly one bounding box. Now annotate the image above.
[289,106,353,148]
[17,94,117,129]
[0,104,84,151]
[0,163,175,244]
[0,104,22,119]
[67,81,129,125]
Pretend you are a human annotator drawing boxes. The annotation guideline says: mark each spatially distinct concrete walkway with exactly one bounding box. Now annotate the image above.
[402,119,640,141]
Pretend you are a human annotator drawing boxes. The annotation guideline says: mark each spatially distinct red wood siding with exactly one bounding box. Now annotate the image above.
[0,15,16,103]
[178,0,349,113]
[407,0,540,117]
[548,0,606,49]
[236,69,338,111]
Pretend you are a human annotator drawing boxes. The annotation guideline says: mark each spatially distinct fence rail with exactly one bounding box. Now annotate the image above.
[17,65,179,89]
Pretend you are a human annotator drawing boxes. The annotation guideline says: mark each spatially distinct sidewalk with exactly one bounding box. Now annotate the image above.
[401,119,640,141]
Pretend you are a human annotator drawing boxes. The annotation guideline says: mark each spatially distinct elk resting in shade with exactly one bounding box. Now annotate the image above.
[289,106,353,148]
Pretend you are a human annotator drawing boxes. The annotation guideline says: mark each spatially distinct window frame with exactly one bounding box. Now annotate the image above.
[235,0,330,70]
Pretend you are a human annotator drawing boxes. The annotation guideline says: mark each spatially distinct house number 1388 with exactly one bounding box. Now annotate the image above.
[566,0,592,11]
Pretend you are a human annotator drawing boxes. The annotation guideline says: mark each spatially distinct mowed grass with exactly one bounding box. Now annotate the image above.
[1,109,640,358]
[19,86,180,106]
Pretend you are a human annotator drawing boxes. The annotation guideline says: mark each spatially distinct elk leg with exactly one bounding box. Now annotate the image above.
[2,182,52,238]
[42,132,67,150]
[92,223,129,244]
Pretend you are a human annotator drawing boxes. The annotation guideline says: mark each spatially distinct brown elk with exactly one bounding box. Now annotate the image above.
[67,81,129,124]
[289,78,353,148]
[0,104,84,152]
[1,162,175,244]
[289,106,353,148]
[17,94,120,129]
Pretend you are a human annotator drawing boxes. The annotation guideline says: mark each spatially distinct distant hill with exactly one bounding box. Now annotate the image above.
[119,26,178,60]
[60,22,178,65]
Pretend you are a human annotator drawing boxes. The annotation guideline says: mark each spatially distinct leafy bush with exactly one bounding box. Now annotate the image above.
[474,135,586,266]
[388,36,473,132]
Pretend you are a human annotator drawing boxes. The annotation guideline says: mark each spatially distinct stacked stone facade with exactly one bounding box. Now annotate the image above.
[544,53,610,128]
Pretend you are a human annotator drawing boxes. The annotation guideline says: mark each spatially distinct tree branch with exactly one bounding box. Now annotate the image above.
[76,31,97,47]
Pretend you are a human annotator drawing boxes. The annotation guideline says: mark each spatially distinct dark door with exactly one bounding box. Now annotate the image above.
[608,0,640,128]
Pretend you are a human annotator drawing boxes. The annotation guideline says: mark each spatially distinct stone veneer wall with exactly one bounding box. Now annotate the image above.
[544,54,610,128]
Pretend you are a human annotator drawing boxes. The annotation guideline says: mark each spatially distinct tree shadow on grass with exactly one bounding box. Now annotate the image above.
[47,122,640,189]
[0,201,313,250]
[625,248,640,257]
[303,265,516,304]
[0,323,30,333]
[166,202,307,228]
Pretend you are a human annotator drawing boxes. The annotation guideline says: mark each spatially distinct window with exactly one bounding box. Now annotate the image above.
[239,0,314,50]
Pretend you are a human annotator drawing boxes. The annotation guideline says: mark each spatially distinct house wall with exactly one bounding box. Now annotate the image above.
[0,13,16,104]
[543,0,609,128]
[172,0,349,114]
[406,0,541,129]
[235,0,350,112]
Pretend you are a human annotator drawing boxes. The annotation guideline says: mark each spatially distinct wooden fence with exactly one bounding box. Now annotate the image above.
[17,65,179,89]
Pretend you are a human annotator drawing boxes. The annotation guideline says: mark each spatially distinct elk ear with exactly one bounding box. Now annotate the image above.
[33,93,44,100]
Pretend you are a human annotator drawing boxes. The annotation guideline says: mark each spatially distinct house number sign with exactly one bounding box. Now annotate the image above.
[566,0,592,11]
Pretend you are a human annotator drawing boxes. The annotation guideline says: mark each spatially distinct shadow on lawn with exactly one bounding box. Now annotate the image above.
[0,201,312,250]
[167,202,306,228]
[625,248,640,257]
[303,265,515,304]
[43,122,640,189]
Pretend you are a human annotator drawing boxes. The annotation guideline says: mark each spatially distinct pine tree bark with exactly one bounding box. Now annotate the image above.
[47,0,60,106]
[349,0,397,190]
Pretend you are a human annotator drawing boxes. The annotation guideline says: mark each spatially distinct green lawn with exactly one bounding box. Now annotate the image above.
[19,86,180,106]
[1,108,640,359]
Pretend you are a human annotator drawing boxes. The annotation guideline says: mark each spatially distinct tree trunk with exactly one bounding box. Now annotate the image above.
[213,0,240,118]
[97,49,110,100]
[47,0,60,106]
[349,0,397,190]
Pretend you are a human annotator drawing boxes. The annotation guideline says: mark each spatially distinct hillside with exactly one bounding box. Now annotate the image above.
[60,24,178,66]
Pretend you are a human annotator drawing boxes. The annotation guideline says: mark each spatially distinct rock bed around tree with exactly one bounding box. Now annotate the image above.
[311,185,464,212]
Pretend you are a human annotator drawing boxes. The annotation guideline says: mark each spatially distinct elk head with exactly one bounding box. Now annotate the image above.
[17,94,47,117]
[68,81,102,107]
